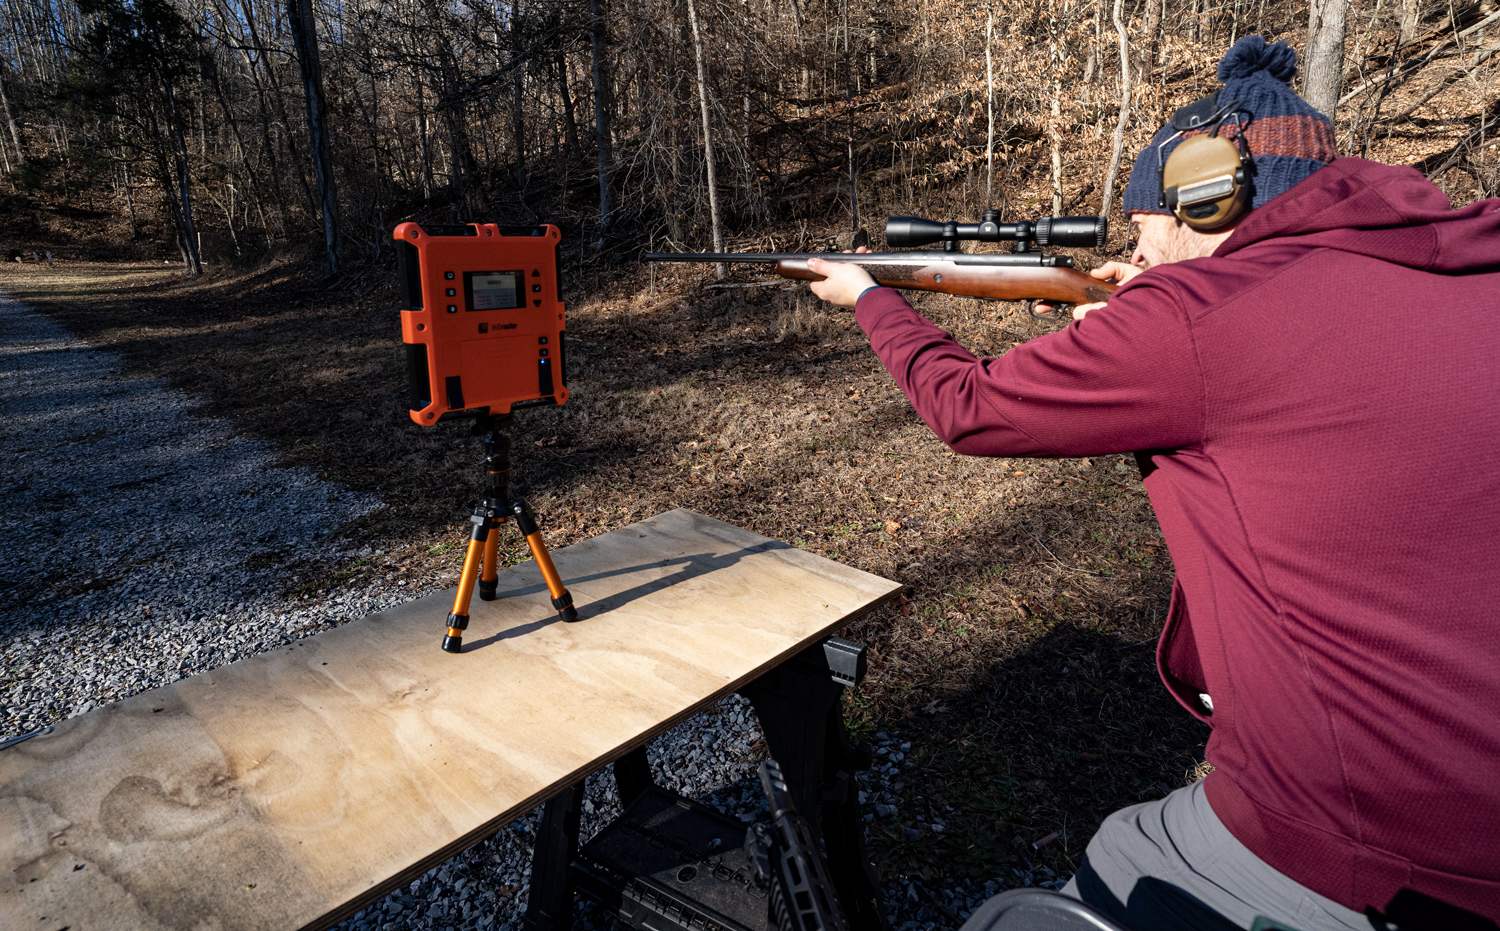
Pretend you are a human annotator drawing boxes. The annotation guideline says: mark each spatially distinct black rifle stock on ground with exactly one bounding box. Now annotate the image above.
[646,213,1118,306]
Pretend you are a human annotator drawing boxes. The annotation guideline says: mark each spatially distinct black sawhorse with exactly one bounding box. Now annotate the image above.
[519,637,888,931]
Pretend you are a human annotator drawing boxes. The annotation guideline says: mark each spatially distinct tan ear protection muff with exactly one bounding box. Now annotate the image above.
[1156,93,1253,231]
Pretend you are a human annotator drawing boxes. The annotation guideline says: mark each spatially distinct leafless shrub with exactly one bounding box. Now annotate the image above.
[774,291,836,342]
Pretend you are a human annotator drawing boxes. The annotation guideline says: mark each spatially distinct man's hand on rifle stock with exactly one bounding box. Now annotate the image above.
[1034,261,1140,320]
[807,249,877,308]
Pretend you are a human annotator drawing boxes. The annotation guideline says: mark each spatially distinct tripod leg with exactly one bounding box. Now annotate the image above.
[478,526,500,601]
[512,502,579,622]
[443,513,492,653]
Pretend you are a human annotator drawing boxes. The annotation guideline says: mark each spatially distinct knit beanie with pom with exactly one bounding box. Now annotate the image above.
[1121,36,1337,217]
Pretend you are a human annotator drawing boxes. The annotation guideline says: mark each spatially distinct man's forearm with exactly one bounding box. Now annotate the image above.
[854,288,1057,456]
[853,284,1204,458]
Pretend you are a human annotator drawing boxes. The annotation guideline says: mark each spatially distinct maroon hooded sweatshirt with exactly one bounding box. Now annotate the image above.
[854,158,1500,917]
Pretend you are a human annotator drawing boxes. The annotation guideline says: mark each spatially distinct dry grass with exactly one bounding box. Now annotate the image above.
[0,257,1209,884]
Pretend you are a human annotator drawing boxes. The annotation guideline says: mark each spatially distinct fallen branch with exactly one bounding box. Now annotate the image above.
[1378,44,1500,127]
[703,280,791,290]
[1338,8,1500,107]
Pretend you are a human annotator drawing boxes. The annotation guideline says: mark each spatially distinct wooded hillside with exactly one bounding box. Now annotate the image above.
[1,0,1495,269]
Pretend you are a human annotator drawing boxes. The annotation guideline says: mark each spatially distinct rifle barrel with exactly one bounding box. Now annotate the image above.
[644,252,808,263]
[645,251,1061,267]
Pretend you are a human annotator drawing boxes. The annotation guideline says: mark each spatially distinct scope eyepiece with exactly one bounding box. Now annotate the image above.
[1035,215,1108,248]
[885,213,1107,250]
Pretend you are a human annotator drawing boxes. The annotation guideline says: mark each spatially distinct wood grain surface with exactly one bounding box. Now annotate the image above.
[0,509,902,931]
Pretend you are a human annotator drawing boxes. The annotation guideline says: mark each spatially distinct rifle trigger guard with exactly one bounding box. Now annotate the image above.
[1028,300,1070,320]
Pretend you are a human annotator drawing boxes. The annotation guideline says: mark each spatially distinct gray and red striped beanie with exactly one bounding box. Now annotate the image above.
[1122,36,1337,216]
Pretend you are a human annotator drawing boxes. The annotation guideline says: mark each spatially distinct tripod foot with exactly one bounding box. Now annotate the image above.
[443,613,469,653]
[552,591,579,622]
[479,578,498,601]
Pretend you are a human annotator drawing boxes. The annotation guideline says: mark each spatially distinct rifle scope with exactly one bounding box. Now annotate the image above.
[886,210,1107,253]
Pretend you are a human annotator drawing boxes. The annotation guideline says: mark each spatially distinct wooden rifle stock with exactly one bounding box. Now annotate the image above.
[644,251,1117,305]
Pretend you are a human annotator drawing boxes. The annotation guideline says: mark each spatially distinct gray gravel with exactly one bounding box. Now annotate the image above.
[0,293,396,732]
[0,293,1059,930]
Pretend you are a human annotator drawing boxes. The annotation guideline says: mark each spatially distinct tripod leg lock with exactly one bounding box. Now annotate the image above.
[512,502,540,536]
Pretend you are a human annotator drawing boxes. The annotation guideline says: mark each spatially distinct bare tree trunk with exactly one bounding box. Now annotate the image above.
[685,0,724,278]
[121,157,137,237]
[414,73,433,200]
[289,0,341,275]
[441,89,479,204]
[0,68,23,163]
[1398,0,1424,46]
[588,0,613,239]
[362,51,384,256]
[1100,0,1132,227]
[1049,15,1063,218]
[985,6,996,206]
[788,0,808,108]
[511,0,526,172]
[161,80,202,276]
[1304,0,1350,121]
[237,0,315,214]
[418,0,480,206]
[1050,87,1063,214]
[222,36,291,230]
[742,0,751,174]
[1141,0,1164,74]
[555,48,582,159]
[1092,0,1103,78]
[843,0,858,231]
[201,43,265,243]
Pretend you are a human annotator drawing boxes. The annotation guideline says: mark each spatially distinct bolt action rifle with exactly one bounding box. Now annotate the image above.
[647,212,1116,312]
[745,759,850,931]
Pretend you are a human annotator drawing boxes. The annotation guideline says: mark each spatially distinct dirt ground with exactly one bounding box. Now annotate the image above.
[0,256,1207,886]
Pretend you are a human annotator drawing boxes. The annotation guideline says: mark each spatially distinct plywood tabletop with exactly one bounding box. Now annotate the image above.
[0,509,901,931]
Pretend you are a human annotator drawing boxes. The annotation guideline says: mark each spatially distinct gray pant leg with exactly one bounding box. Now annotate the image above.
[1059,781,1371,931]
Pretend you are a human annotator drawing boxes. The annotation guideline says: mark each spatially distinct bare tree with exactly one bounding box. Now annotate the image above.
[1305,0,1350,120]
[288,0,340,275]
[984,6,996,206]
[1099,0,1131,228]
[685,0,724,278]
[1140,0,1164,75]
[70,0,203,273]
[0,65,23,168]
[589,0,613,239]
[1398,0,1426,47]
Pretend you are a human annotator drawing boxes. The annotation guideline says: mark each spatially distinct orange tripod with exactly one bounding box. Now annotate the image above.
[442,414,577,653]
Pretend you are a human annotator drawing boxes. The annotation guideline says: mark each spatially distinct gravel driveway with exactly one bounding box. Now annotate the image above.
[0,291,394,733]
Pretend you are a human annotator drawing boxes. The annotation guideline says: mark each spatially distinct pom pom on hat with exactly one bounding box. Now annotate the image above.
[1217,35,1298,82]
[1122,36,1336,218]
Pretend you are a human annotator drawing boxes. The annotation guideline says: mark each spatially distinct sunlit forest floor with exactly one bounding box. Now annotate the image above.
[1,255,1210,895]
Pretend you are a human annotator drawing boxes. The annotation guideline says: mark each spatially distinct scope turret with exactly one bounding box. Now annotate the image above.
[885,211,1107,252]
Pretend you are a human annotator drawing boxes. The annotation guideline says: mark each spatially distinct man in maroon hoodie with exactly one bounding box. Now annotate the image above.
[806,37,1500,931]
